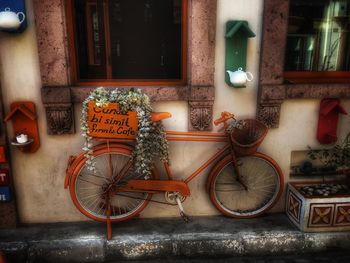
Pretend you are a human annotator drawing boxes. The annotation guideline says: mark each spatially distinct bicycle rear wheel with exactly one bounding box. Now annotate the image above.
[208,153,284,218]
[69,144,153,222]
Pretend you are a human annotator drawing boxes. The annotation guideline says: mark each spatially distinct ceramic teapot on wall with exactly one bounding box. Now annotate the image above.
[0,8,25,30]
[226,67,253,87]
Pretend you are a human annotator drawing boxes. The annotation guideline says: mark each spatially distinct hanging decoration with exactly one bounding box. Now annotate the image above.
[81,87,169,177]
[316,98,347,144]
[0,0,27,33]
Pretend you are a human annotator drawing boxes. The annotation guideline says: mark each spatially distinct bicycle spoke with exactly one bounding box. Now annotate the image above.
[108,153,113,178]
[250,183,277,191]
[78,186,102,192]
[82,172,109,181]
[210,155,282,218]
[78,177,104,187]
[111,156,118,177]
[113,159,134,184]
[248,173,275,187]
[125,202,133,212]
[252,187,275,196]
[215,188,245,192]
[104,203,108,217]
[114,193,146,201]
[72,149,153,221]
[111,204,115,216]
[112,154,126,177]
[97,200,105,215]
[117,197,121,215]
[89,197,101,212]
[79,191,103,202]
[93,158,109,178]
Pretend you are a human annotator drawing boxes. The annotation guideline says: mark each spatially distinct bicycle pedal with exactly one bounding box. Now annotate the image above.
[180,211,191,223]
[176,196,191,223]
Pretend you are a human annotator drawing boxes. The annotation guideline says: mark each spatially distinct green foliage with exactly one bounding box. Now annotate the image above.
[308,132,350,171]
[81,87,169,178]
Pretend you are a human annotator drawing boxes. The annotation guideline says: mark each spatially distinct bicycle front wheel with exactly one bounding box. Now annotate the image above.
[208,153,284,218]
[69,144,153,222]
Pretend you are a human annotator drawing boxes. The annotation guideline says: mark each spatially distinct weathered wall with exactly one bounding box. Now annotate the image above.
[0,0,349,223]
[213,0,350,213]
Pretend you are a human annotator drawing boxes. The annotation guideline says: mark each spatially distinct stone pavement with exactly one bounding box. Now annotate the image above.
[0,214,350,263]
[112,251,350,263]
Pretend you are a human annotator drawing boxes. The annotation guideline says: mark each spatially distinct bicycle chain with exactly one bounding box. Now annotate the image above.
[115,193,178,206]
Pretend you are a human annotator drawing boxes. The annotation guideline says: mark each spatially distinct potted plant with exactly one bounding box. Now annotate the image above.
[286,132,350,232]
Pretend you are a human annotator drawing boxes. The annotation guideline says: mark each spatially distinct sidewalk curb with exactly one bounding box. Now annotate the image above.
[1,214,350,262]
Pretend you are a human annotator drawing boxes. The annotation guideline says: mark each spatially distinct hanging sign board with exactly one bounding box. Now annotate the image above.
[88,101,138,139]
[0,169,9,186]
[0,186,11,202]
[0,146,6,163]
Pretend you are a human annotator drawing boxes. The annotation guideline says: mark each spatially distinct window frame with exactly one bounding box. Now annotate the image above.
[65,0,188,86]
[35,0,217,134]
[283,0,350,84]
[257,0,350,128]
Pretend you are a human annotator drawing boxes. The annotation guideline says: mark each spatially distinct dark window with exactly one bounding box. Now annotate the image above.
[67,0,187,85]
[284,0,350,83]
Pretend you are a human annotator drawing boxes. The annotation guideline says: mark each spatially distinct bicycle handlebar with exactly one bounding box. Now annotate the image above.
[214,112,235,130]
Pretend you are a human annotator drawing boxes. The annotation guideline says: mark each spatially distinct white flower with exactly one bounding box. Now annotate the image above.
[80,87,169,177]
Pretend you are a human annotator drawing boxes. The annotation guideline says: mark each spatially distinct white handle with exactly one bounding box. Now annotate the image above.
[17,12,25,24]
[245,71,254,81]
[4,7,10,11]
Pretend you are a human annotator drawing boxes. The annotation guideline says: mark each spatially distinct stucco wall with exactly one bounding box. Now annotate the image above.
[0,0,349,223]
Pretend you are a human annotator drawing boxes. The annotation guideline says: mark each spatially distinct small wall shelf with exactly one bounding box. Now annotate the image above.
[225,20,255,87]
[4,102,40,153]
[0,0,27,33]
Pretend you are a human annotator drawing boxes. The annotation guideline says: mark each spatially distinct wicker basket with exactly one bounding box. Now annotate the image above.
[230,119,268,156]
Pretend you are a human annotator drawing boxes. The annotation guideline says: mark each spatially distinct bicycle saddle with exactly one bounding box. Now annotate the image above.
[151,112,172,122]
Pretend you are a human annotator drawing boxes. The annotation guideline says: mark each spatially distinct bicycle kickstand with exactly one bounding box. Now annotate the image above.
[176,197,191,223]
[106,197,112,240]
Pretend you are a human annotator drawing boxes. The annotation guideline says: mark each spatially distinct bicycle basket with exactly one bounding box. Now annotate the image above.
[230,119,268,156]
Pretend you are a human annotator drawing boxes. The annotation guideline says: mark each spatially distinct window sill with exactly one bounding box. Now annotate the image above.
[284,78,350,84]
[74,80,187,87]
[284,71,350,84]
[41,85,215,135]
[70,85,191,102]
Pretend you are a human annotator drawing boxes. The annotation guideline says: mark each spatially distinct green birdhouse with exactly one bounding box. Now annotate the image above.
[225,20,255,87]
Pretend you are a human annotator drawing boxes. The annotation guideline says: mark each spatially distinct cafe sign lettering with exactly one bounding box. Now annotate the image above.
[88,101,138,139]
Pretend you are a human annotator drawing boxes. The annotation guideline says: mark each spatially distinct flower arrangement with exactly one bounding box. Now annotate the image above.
[308,132,350,173]
[81,87,169,177]
[290,133,350,197]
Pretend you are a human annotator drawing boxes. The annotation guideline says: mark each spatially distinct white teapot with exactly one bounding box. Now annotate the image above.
[16,134,28,143]
[226,67,253,87]
[0,8,25,30]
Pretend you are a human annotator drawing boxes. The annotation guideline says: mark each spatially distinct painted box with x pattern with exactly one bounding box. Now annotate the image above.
[286,182,350,232]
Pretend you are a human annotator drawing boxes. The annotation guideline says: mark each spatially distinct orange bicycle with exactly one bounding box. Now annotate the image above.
[64,108,284,239]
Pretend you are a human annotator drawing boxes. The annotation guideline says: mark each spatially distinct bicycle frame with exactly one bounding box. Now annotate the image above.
[166,131,230,184]
[115,130,232,197]
[64,130,232,197]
